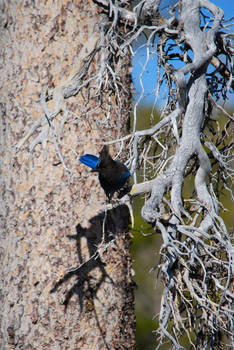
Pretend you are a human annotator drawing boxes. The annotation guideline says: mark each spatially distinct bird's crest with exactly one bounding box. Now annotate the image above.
[99,145,114,168]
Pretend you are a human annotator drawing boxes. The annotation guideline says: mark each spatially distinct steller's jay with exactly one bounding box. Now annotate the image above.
[79,145,131,201]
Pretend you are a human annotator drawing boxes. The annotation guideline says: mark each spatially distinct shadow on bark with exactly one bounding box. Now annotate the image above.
[50,204,131,312]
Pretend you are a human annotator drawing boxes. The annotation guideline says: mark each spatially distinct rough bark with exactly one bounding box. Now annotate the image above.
[0,1,135,349]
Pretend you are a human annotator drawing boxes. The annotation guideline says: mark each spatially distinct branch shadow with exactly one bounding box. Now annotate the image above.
[50,204,130,312]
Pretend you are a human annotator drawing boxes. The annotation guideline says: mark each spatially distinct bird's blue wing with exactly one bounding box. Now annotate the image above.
[79,154,100,169]
[119,169,131,180]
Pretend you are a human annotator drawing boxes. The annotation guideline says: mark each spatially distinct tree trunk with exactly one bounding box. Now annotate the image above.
[0,1,135,349]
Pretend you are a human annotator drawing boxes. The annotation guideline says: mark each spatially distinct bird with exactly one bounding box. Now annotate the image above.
[79,145,131,201]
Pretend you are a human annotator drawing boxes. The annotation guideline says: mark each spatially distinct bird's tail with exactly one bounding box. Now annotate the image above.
[79,154,100,169]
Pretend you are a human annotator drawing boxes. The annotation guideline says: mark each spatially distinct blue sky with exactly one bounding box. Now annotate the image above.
[132,0,234,106]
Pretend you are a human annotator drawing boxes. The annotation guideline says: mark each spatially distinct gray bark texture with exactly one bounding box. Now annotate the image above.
[0,1,135,349]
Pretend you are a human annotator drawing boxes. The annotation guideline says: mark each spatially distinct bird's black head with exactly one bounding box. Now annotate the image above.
[99,145,114,168]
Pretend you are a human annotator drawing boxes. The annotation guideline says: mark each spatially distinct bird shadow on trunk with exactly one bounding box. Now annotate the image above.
[50,203,131,314]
